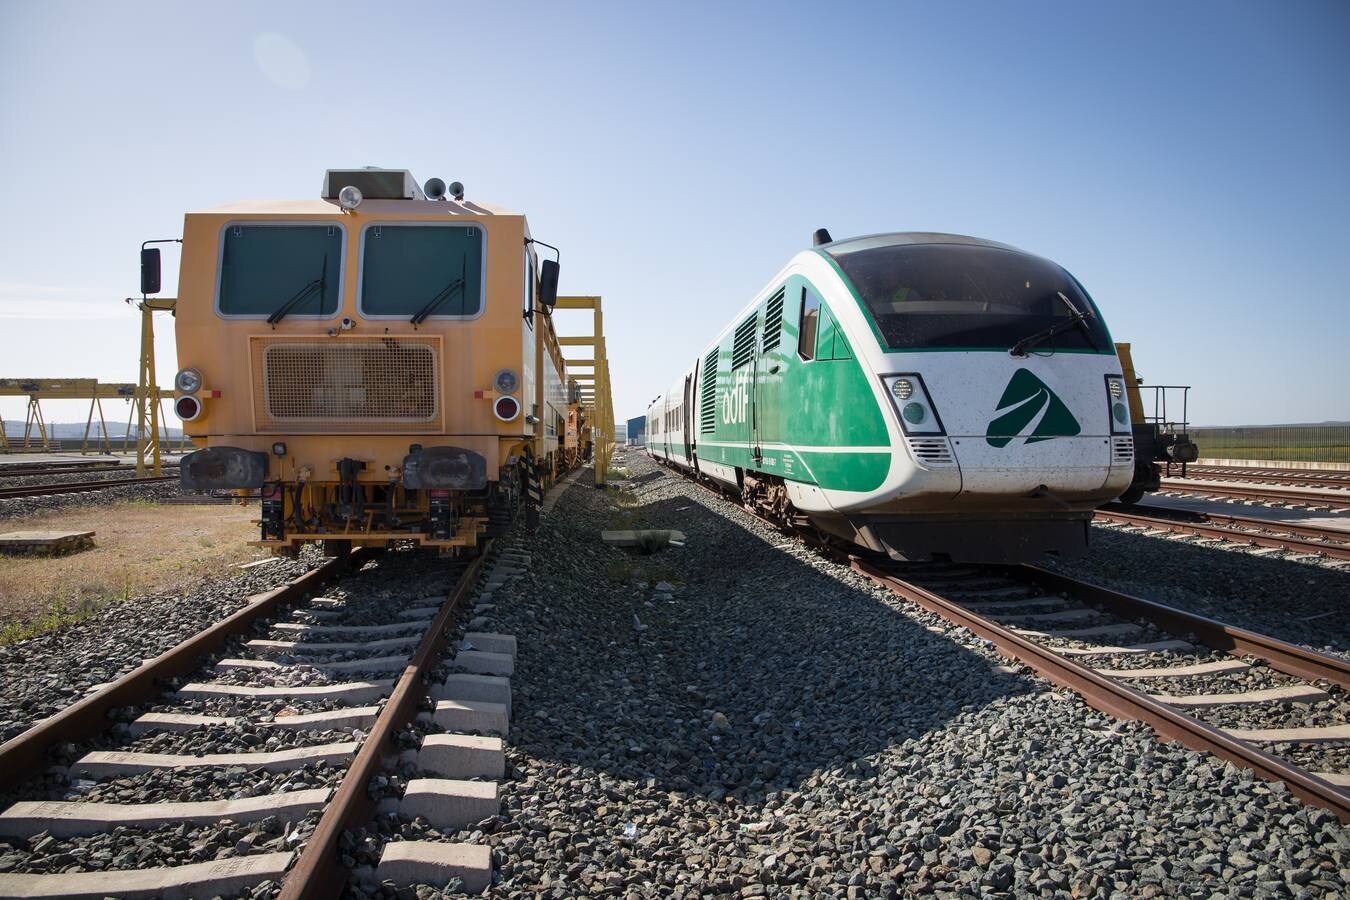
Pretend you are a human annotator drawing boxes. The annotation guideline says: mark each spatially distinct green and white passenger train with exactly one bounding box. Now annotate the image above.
[646,231,1135,563]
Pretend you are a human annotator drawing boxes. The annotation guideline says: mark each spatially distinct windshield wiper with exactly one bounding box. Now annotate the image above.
[266,254,328,325]
[1010,291,1097,357]
[410,255,468,324]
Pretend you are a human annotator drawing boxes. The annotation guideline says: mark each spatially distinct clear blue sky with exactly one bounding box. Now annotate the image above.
[2,0,1347,427]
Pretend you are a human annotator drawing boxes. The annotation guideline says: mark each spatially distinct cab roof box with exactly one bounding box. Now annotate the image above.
[322,168,425,201]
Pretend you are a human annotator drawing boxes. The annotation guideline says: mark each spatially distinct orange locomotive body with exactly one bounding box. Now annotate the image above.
[168,168,569,553]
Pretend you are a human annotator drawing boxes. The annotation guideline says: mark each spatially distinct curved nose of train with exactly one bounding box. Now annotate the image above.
[910,358,1131,504]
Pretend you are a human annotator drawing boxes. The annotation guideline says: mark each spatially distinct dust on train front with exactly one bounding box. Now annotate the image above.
[161,168,573,554]
[647,231,1133,563]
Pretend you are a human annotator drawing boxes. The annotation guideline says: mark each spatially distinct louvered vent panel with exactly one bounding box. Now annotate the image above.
[1113,436,1135,463]
[905,436,956,466]
[762,290,785,352]
[699,349,718,434]
[731,314,758,369]
[251,336,442,433]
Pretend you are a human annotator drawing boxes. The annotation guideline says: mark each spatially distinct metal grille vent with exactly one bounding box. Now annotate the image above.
[906,436,955,466]
[762,289,785,352]
[1113,436,1134,463]
[251,336,442,433]
[731,314,758,369]
[699,349,718,434]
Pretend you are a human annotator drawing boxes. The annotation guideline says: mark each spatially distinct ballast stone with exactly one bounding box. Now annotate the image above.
[375,841,490,893]
[417,734,506,779]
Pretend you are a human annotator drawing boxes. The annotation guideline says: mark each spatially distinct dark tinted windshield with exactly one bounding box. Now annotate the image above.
[360,224,484,317]
[218,224,342,316]
[825,241,1110,351]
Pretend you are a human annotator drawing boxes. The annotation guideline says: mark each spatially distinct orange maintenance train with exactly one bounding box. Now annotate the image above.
[156,167,575,554]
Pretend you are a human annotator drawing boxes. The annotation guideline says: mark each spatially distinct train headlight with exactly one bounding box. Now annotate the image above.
[494,368,520,395]
[882,374,944,436]
[1105,375,1131,434]
[338,185,363,210]
[175,368,202,394]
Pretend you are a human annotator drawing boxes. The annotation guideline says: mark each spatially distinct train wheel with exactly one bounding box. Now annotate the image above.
[1117,486,1145,506]
[322,539,351,557]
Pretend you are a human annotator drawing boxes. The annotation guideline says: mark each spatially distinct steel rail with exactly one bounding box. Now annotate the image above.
[0,550,367,791]
[0,475,176,499]
[280,542,491,900]
[0,463,180,479]
[1158,479,1350,509]
[1120,504,1350,542]
[1181,467,1350,490]
[1016,565,1350,688]
[851,559,1350,821]
[1094,507,1350,560]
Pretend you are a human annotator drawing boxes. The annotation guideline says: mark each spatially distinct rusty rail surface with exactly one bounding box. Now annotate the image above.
[852,559,1350,821]
[0,550,365,791]
[0,475,176,499]
[1018,565,1350,688]
[1094,507,1350,561]
[279,542,491,900]
[1180,467,1350,490]
[1158,479,1350,509]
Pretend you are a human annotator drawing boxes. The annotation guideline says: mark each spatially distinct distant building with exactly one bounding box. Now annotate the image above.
[626,415,646,447]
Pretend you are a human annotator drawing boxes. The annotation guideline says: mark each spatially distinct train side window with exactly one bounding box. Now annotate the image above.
[798,287,820,360]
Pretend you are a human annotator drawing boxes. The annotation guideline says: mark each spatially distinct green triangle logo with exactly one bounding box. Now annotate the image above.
[986,368,1081,448]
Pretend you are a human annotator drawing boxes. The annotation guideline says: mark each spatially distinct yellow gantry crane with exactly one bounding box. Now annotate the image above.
[0,377,178,473]
[555,296,616,486]
[0,295,179,475]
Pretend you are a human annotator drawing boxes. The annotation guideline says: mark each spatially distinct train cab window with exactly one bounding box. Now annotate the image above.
[823,238,1111,352]
[798,287,821,360]
[359,224,485,318]
[217,224,343,317]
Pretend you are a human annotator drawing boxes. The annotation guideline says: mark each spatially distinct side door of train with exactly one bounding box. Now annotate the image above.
[682,372,693,463]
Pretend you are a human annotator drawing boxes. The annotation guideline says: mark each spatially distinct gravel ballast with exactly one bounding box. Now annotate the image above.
[0,479,183,521]
[0,549,325,744]
[1048,522,1350,657]
[367,453,1349,898]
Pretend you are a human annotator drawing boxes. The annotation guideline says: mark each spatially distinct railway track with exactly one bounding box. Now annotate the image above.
[0,543,522,897]
[851,561,1350,820]
[668,460,1350,820]
[0,476,176,500]
[1095,503,1350,561]
[0,463,179,479]
[1156,478,1350,509]
[1180,465,1350,490]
